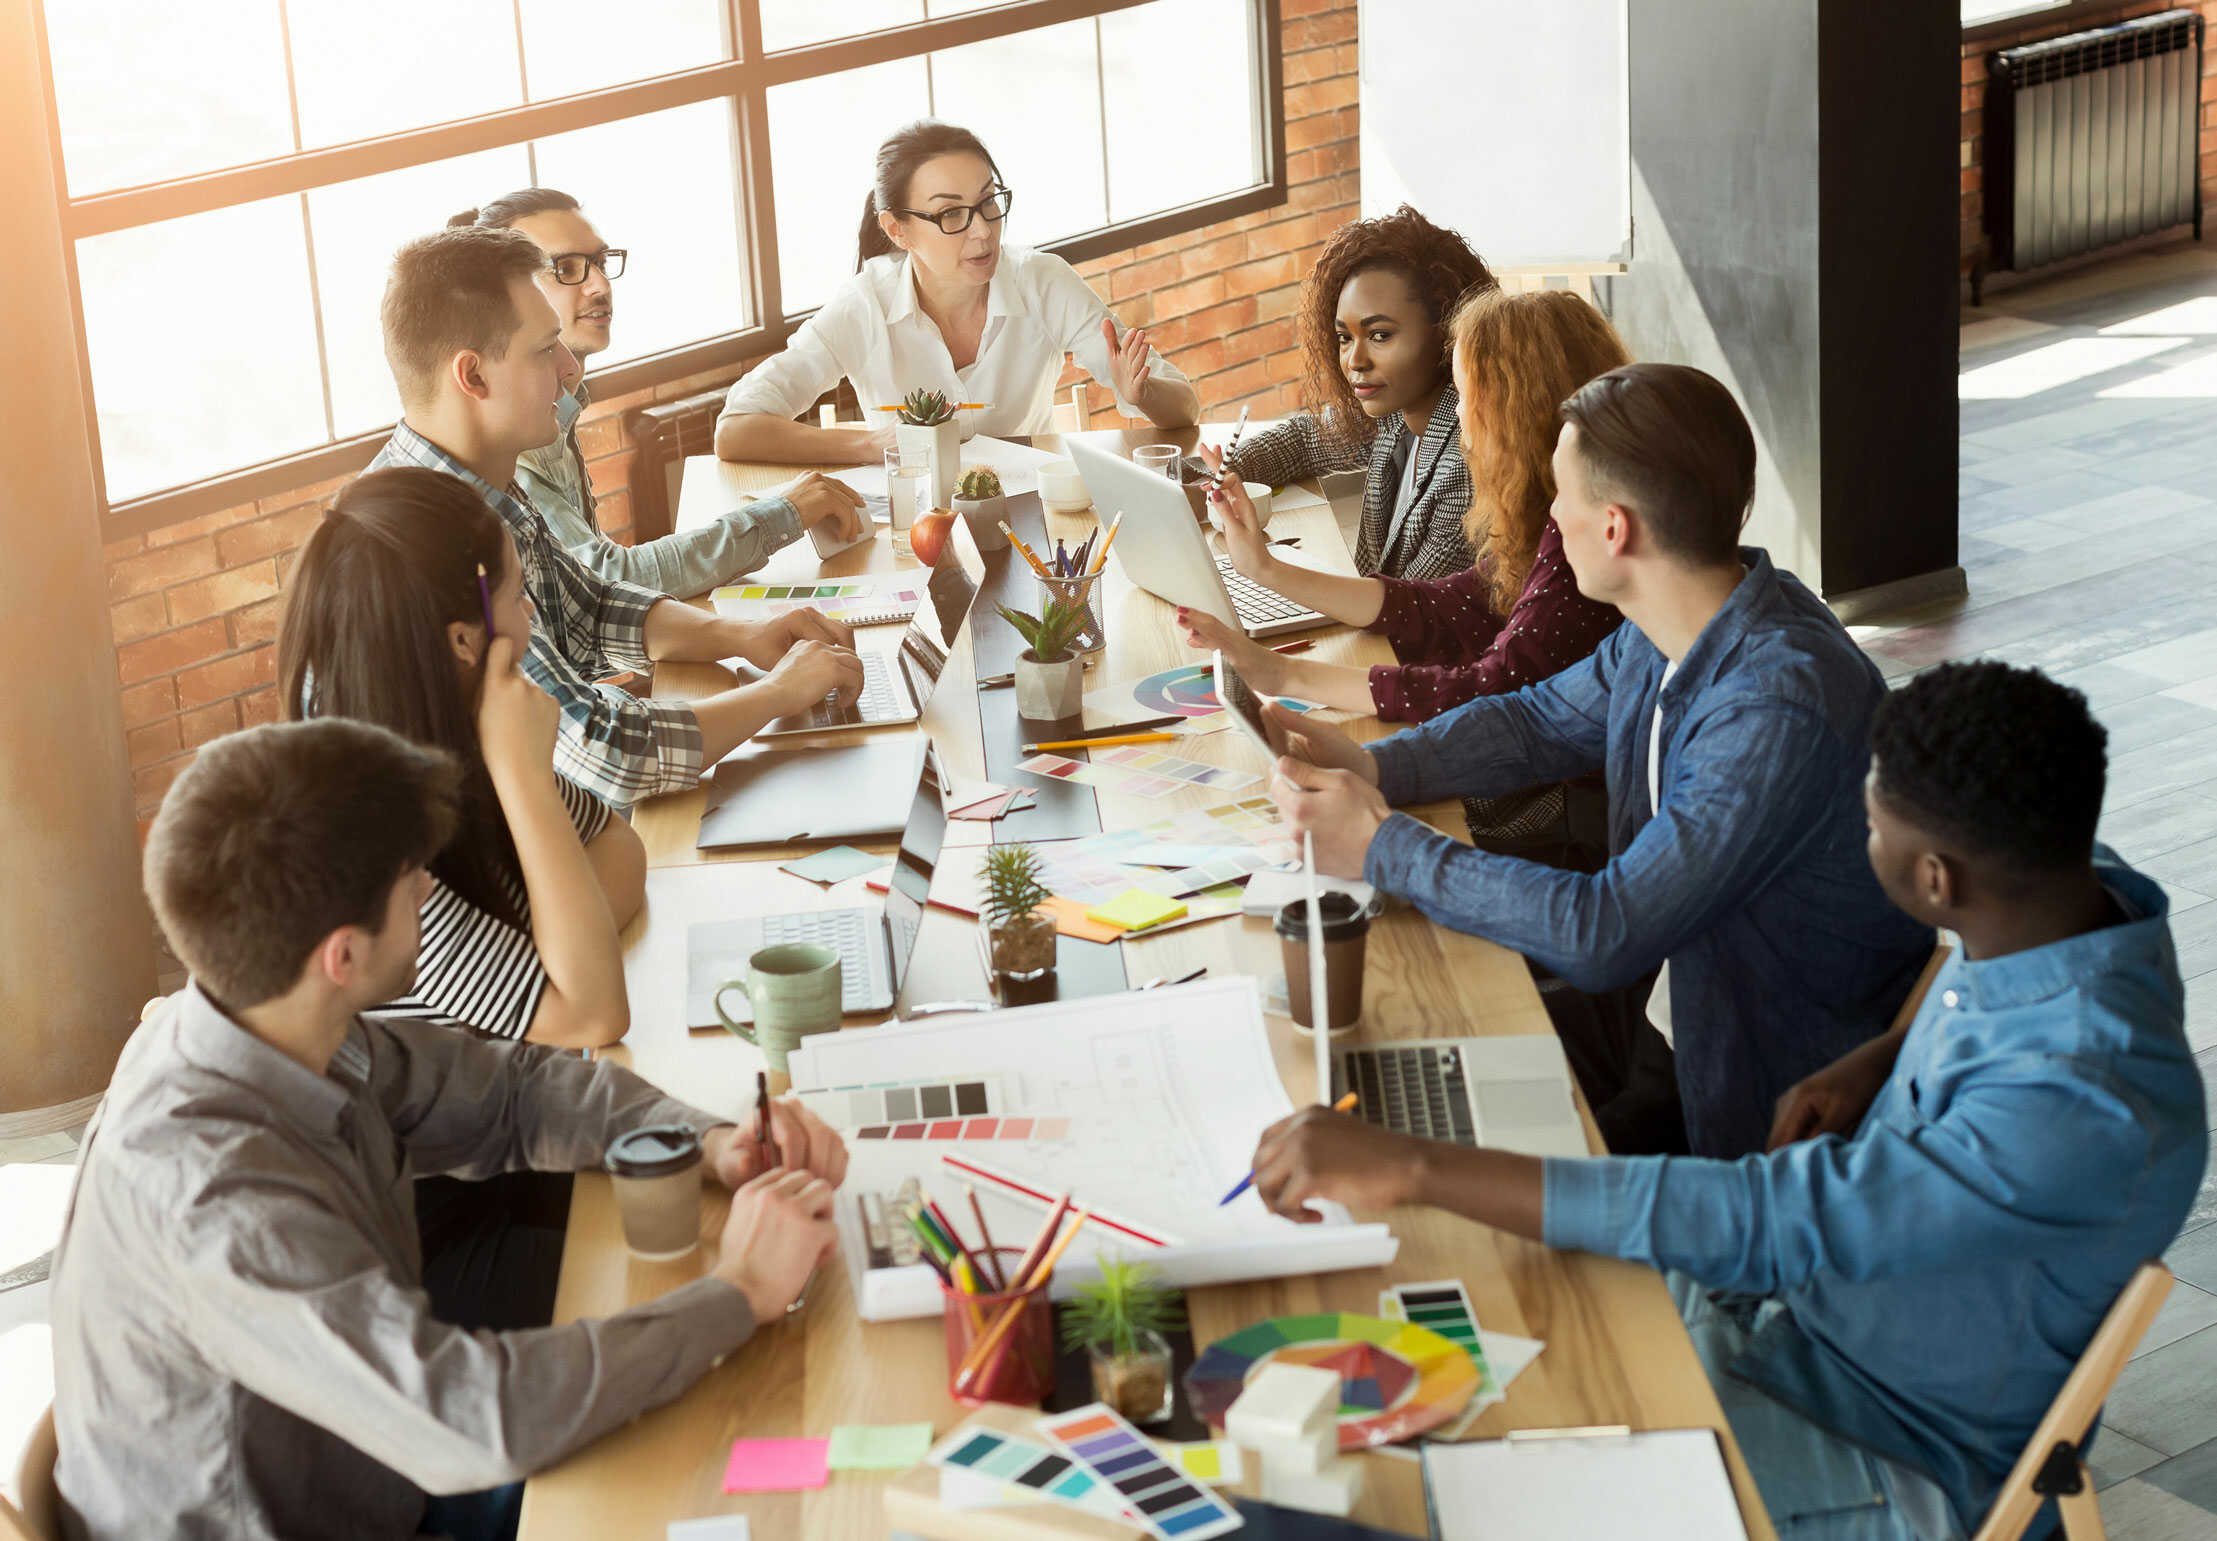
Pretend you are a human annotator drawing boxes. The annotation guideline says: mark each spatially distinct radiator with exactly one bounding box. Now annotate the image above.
[1985,9,2205,273]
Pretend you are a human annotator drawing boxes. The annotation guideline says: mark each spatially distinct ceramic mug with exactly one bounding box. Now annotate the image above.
[714,942,843,1074]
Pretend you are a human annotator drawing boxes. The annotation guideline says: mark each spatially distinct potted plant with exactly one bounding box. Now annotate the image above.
[996,597,1089,721]
[978,843,1056,983]
[895,388,961,507]
[951,466,1007,552]
[1061,1260,1184,1425]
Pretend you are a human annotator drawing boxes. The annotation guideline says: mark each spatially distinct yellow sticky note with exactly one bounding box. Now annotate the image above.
[1084,888,1188,932]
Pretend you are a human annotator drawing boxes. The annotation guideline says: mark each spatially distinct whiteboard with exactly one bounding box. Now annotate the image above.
[1358,0,1631,269]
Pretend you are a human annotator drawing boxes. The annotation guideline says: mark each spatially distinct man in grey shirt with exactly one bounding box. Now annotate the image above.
[456,186,869,597]
[49,719,847,1540]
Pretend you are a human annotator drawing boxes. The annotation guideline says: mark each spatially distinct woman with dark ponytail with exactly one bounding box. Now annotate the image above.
[717,119,1199,464]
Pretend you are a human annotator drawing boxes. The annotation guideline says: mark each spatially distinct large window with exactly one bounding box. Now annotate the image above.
[39,0,1283,533]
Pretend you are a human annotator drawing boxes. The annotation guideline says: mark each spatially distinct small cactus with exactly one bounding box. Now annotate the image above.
[956,466,1003,501]
[898,388,955,426]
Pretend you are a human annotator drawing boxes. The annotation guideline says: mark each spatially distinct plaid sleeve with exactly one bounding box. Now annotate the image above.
[1230,412,1363,488]
[536,533,664,673]
[521,632,704,808]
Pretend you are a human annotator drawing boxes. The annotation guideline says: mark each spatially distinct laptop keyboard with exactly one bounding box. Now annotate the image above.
[758,909,881,1010]
[807,653,902,727]
[1217,557,1326,630]
[1333,1044,1479,1146]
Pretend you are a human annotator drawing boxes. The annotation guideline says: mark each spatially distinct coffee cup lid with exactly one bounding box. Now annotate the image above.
[1273,891,1370,943]
[605,1123,702,1178]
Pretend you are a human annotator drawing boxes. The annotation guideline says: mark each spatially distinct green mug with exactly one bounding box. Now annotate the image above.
[714,942,843,1075]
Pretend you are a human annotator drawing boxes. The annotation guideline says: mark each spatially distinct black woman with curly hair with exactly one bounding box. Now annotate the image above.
[1225,205,1494,580]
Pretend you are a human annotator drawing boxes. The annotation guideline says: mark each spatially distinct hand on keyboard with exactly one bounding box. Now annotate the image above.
[764,639,864,718]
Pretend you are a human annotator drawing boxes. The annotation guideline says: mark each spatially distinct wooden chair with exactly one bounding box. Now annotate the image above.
[1971,1262,2174,1541]
[3,1405,58,1541]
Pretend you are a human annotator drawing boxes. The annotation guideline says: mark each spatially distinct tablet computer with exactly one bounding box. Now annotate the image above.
[1214,650,1277,761]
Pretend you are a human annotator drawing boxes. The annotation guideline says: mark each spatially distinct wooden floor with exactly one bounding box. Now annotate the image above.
[1859,239,2217,1539]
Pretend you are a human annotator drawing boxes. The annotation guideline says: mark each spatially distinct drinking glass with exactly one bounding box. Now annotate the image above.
[1133,443,1181,481]
[887,455,930,558]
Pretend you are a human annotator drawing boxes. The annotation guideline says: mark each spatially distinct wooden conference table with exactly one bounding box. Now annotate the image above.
[517,426,1776,1540]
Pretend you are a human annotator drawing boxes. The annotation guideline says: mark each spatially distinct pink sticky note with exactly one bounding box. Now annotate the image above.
[722,1437,830,1493]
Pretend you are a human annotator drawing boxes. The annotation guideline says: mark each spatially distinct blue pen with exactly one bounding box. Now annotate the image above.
[1219,1091,1359,1205]
[1055,537,1071,577]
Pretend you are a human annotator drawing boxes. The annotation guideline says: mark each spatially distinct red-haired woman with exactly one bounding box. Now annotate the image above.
[1225,205,1494,580]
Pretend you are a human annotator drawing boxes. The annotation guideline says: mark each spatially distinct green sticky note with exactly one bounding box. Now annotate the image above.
[1085,888,1189,932]
[826,1422,935,1471]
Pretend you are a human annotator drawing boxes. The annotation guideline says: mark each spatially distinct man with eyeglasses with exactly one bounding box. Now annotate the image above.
[716,120,1197,463]
[453,189,868,598]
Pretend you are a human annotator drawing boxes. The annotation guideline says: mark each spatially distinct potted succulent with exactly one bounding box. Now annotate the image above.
[996,597,1089,721]
[978,843,1056,983]
[895,387,962,507]
[1062,1260,1183,1425]
[951,466,1008,552]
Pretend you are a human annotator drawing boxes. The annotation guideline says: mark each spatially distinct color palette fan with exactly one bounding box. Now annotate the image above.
[1184,1312,1480,1450]
[1036,1403,1247,1540]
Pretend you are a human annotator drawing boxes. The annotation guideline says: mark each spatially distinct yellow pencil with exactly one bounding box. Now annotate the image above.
[875,402,989,411]
[1024,732,1178,752]
[999,522,1056,578]
[1088,511,1125,575]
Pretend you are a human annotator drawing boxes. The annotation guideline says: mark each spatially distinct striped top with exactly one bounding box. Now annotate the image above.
[371,776,612,1041]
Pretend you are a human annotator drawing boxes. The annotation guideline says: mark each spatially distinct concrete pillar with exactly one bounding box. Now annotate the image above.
[0,0,159,1133]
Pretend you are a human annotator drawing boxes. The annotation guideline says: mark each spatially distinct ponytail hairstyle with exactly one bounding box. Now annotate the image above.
[279,467,526,930]
[448,186,581,231]
[857,119,1002,271]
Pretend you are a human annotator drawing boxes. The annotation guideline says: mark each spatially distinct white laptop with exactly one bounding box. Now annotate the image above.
[1331,1034,1589,1159]
[753,542,981,737]
[1065,437,1332,639]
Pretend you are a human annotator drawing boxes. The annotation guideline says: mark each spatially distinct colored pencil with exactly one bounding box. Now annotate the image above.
[1007,1191,1073,1286]
[1023,731,1177,752]
[941,1152,1176,1249]
[1211,406,1252,487]
[1037,715,1182,742]
[925,1196,991,1292]
[874,402,989,411]
[1087,513,1125,575]
[955,1207,1094,1394]
[965,1184,1008,1290]
[999,522,1055,578]
[1217,1092,1359,1206]
[1270,640,1315,656]
[753,1071,779,1172]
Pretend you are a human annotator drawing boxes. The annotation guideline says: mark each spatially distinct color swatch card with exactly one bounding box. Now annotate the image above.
[1035,1404,1246,1541]
[712,580,922,627]
[1153,1440,1244,1485]
[926,1424,1134,1521]
[827,1422,935,1471]
[722,1437,829,1493]
[1380,1280,1496,1395]
[1020,750,1259,801]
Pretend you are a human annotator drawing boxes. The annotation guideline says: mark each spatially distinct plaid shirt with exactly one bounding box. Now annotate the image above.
[1230,381,1475,581]
[368,424,704,807]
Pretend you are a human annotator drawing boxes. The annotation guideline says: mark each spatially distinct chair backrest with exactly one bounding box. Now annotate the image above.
[5,1405,59,1541]
[1972,1261,2174,1541]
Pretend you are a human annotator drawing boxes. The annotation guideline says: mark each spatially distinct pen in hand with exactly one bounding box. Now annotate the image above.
[1218,1091,1359,1206]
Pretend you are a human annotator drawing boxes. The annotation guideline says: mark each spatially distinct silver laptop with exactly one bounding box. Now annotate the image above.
[1065,437,1332,639]
[1331,1035,1589,1158]
[754,543,982,736]
[687,745,950,1026]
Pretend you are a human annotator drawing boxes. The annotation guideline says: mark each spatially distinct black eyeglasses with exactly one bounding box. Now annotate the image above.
[549,249,626,285]
[891,188,1014,236]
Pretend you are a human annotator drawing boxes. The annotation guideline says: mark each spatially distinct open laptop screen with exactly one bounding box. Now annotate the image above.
[895,546,981,708]
[883,744,949,991]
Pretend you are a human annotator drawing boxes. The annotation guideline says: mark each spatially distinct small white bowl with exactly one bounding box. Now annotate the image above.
[1210,480,1275,534]
[1037,459,1090,511]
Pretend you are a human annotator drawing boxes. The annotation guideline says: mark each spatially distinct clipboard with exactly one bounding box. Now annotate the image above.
[1420,1426,1751,1541]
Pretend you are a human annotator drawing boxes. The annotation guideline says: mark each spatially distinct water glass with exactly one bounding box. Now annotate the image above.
[1133,443,1181,482]
[887,463,930,557]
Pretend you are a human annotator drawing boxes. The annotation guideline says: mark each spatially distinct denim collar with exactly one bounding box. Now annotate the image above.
[1952,858,2172,1012]
[1663,545,1777,703]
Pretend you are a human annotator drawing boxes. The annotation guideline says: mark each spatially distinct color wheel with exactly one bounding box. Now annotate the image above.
[1183,1312,1480,1450]
[1129,663,1223,718]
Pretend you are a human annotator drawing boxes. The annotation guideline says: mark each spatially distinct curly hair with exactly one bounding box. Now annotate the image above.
[1450,289,1631,616]
[1871,661,2107,877]
[1297,205,1494,461]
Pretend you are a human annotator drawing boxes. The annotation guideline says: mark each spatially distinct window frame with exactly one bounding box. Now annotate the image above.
[1961,0,2149,44]
[37,0,1287,539]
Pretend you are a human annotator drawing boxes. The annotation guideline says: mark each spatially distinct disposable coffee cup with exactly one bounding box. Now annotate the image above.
[1274,893,1370,1034]
[604,1123,703,1260]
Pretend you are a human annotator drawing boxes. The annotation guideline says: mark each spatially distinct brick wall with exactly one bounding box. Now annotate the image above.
[1960,1,2217,266]
[100,0,1359,838]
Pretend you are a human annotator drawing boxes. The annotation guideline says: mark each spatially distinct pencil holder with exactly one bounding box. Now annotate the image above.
[944,1246,1055,1408]
[1037,571,1106,658]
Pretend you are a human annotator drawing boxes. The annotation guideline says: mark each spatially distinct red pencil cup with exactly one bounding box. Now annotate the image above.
[943,1246,1054,1408]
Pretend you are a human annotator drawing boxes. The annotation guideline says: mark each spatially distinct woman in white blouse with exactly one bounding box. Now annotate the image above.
[716,119,1200,464]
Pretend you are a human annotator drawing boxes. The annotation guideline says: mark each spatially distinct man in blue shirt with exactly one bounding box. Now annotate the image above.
[1248,661,2205,1538]
[1261,362,1931,1156]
